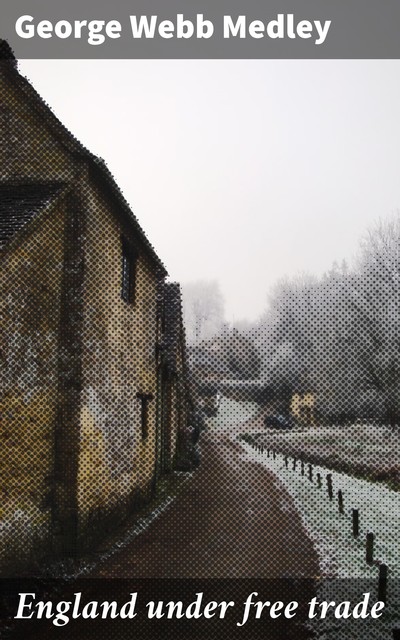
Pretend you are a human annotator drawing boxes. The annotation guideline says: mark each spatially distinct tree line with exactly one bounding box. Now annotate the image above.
[257,214,400,425]
[182,214,400,425]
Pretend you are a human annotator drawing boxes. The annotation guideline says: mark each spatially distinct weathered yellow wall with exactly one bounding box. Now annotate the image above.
[77,183,159,523]
[0,66,171,557]
[0,67,74,182]
[291,392,315,426]
[0,206,65,566]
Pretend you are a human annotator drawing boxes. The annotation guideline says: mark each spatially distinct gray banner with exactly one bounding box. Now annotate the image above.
[1,0,400,59]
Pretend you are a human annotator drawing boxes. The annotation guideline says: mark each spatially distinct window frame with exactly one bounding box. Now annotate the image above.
[121,236,138,304]
[136,392,154,440]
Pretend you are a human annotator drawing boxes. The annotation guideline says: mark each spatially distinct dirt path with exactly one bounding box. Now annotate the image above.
[93,430,318,579]
[23,411,320,640]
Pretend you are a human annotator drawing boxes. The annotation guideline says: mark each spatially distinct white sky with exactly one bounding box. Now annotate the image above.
[18,59,400,322]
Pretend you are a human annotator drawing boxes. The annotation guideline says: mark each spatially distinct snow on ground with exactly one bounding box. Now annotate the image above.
[241,442,400,639]
[251,424,400,488]
[207,396,259,429]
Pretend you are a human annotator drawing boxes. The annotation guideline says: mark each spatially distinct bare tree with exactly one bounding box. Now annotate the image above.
[181,280,225,344]
[256,213,400,426]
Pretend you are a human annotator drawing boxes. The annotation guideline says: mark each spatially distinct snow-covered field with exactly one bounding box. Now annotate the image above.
[249,424,400,489]
[210,399,400,637]
[241,442,400,639]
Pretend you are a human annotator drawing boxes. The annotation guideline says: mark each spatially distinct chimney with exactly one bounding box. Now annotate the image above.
[0,40,18,70]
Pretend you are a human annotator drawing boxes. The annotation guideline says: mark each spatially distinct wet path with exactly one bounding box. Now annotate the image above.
[23,401,319,640]
[92,431,318,579]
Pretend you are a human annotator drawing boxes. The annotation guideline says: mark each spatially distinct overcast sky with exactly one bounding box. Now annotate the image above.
[18,59,400,322]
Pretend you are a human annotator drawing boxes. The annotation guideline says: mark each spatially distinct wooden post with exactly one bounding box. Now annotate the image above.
[308,464,313,481]
[327,474,333,500]
[317,473,322,488]
[284,456,288,468]
[338,489,344,514]
[301,460,305,476]
[366,532,374,564]
[292,458,297,471]
[273,451,276,460]
[267,448,270,458]
[352,509,359,537]
[378,563,388,602]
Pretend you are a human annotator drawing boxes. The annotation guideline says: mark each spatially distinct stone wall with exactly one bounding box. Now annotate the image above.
[0,203,66,570]
[76,181,160,547]
[0,65,73,182]
[0,62,187,569]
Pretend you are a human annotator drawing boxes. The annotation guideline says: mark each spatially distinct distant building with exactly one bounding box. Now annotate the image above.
[188,328,260,383]
[290,391,316,426]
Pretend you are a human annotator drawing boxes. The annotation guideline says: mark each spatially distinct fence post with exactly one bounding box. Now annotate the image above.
[352,509,359,537]
[378,563,388,602]
[308,464,313,481]
[366,532,374,564]
[317,473,322,488]
[327,474,333,500]
[338,489,344,514]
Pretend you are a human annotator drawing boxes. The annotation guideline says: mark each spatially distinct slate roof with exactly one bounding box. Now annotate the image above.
[0,183,63,250]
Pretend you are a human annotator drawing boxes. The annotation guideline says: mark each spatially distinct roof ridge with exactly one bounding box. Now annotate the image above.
[0,40,167,275]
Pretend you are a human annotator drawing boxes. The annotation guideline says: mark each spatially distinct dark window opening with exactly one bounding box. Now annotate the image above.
[137,392,154,440]
[121,237,138,303]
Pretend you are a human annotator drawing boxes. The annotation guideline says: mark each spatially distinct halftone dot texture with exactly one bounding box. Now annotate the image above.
[0,42,399,640]
[0,46,190,573]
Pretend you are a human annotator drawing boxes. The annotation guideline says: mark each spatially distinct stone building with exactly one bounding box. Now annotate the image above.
[290,391,316,426]
[160,282,194,472]
[0,44,187,569]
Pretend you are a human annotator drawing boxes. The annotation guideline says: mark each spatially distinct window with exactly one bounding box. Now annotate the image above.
[136,393,154,440]
[121,236,138,303]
